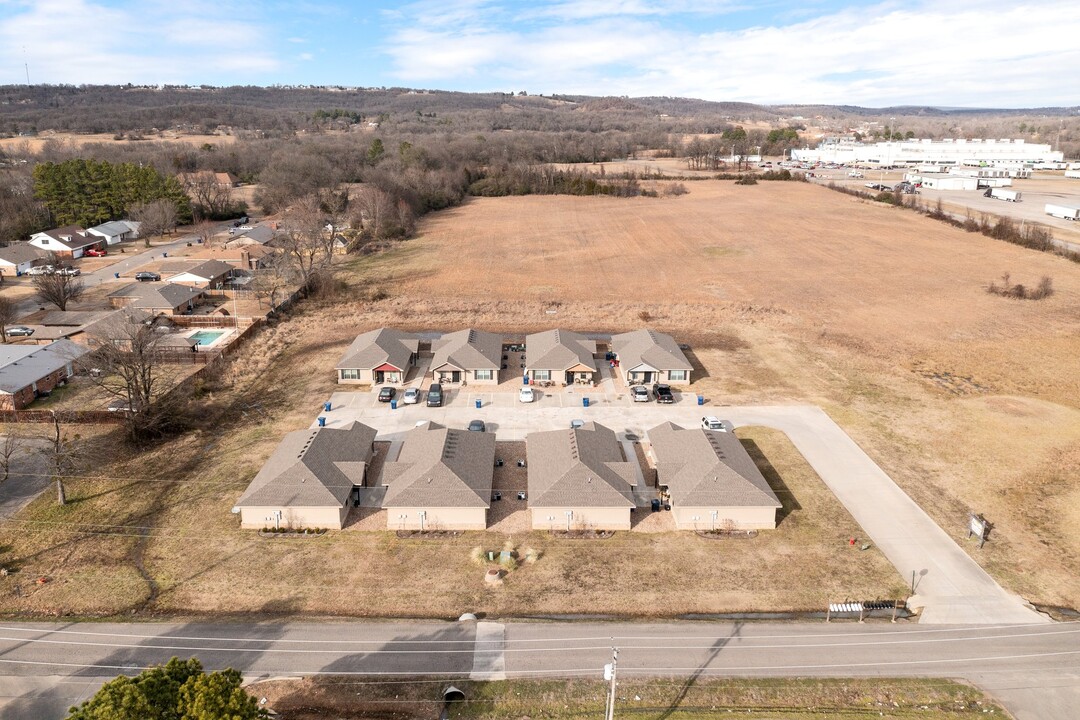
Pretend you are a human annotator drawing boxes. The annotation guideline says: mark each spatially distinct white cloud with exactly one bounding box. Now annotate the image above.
[0,0,280,85]
[381,0,1080,106]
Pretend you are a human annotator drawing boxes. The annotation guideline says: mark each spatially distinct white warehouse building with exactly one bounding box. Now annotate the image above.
[792,138,1064,167]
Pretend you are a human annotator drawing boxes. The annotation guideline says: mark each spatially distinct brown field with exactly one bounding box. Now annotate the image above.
[0,131,236,153]
[2,177,1079,617]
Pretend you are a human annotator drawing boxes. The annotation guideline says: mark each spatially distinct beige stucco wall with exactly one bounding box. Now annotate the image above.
[240,505,348,530]
[624,368,692,386]
[672,506,777,531]
[530,506,631,531]
[385,506,487,530]
[338,368,374,384]
[431,367,498,386]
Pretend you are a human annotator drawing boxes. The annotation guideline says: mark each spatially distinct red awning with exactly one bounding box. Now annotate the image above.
[373,363,403,372]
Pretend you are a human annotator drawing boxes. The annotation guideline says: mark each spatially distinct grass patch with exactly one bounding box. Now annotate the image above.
[252,676,1006,720]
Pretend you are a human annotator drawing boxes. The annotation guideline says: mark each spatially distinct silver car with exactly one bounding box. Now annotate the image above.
[631,385,650,402]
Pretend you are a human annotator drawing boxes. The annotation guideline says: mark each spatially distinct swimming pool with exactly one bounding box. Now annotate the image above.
[188,330,225,345]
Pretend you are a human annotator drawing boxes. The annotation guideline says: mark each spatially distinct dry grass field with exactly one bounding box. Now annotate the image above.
[0,131,236,153]
[337,180,1080,608]
[2,177,1079,618]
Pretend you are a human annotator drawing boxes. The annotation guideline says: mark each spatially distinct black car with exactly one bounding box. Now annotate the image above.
[377,387,396,403]
[467,419,486,432]
[134,271,161,282]
[652,383,675,404]
[426,383,444,407]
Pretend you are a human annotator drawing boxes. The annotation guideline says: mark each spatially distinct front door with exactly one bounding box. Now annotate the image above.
[452,371,461,384]
[375,370,385,384]
[642,371,655,384]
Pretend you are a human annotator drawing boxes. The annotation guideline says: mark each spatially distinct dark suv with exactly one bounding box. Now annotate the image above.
[652,383,675,404]
[426,383,444,407]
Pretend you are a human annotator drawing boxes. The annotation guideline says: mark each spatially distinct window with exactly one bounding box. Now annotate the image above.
[474,370,493,381]
[533,370,550,381]
[669,370,688,382]
[340,369,360,380]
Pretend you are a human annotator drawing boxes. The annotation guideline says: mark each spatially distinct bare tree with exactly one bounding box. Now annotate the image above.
[83,314,186,441]
[48,411,80,505]
[32,272,84,311]
[0,432,24,484]
[193,219,218,248]
[0,296,18,343]
[130,199,179,247]
[275,194,333,287]
[182,171,233,219]
[250,254,290,312]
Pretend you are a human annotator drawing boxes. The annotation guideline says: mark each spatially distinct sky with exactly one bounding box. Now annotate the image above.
[0,0,1077,107]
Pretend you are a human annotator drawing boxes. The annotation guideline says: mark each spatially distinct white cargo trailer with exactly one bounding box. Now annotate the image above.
[985,188,1021,202]
[1065,170,1080,179]
[1045,203,1080,220]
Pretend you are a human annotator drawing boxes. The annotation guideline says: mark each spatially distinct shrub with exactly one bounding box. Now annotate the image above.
[638,310,653,322]
[734,175,758,185]
[469,546,486,566]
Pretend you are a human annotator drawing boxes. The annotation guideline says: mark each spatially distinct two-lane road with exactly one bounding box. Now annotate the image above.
[0,620,1077,719]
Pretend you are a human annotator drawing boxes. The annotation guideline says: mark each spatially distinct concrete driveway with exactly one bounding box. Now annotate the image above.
[316,390,1046,625]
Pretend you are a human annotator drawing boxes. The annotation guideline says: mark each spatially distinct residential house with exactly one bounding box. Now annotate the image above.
[87,220,141,246]
[0,339,90,410]
[224,226,274,249]
[178,245,278,271]
[0,243,46,277]
[525,329,598,386]
[26,309,150,345]
[335,328,419,385]
[235,421,377,529]
[611,329,693,386]
[430,329,502,386]
[107,282,205,315]
[162,259,235,289]
[28,226,104,259]
[526,422,636,531]
[381,421,496,530]
[648,422,782,530]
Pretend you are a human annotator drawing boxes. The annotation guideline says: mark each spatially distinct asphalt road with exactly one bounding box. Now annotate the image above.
[321,392,1045,626]
[0,620,1077,719]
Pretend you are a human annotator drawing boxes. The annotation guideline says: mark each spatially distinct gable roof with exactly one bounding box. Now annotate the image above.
[107,282,204,309]
[525,329,597,372]
[0,339,90,394]
[226,226,275,247]
[236,421,377,508]
[88,220,140,237]
[430,328,502,372]
[165,259,234,281]
[381,422,495,508]
[526,422,636,508]
[648,422,782,509]
[611,329,692,372]
[336,328,419,371]
[31,226,100,251]
[0,243,46,266]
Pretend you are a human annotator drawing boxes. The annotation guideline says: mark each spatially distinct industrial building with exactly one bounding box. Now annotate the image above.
[793,138,1064,167]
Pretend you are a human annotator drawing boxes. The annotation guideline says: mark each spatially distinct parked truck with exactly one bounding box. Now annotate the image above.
[1045,203,1080,220]
[984,188,1021,202]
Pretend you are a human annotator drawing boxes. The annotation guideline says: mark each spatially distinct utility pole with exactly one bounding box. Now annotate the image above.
[604,644,619,720]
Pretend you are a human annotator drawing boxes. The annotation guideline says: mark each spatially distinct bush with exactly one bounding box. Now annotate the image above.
[734,175,758,185]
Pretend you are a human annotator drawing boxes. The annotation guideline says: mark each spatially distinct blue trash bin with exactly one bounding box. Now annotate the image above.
[113,272,120,279]
[475,399,481,409]
[324,401,332,412]
[583,397,590,408]
[390,399,398,410]
[163,252,168,258]
[697,395,704,406]
[317,416,326,427]
[523,374,530,385]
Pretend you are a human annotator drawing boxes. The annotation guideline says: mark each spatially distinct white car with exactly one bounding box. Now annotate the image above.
[630,385,650,402]
[519,386,535,403]
[701,416,728,432]
[402,387,420,404]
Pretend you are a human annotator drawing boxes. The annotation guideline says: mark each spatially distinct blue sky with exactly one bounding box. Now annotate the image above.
[1,0,1077,107]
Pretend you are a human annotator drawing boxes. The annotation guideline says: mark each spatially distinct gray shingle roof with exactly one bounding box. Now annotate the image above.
[236,421,377,508]
[526,422,636,508]
[648,422,782,509]
[88,220,139,237]
[34,226,99,250]
[430,328,501,373]
[611,329,692,372]
[525,329,597,372]
[107,282,204,310]
[0,243,46,265]
[0,339,89,394]
[336,328,419,371]
[166,259,234,281]
[381,422,495,508]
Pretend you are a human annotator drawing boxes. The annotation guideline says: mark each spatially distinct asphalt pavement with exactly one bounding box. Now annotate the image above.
[0,620,1077,719]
